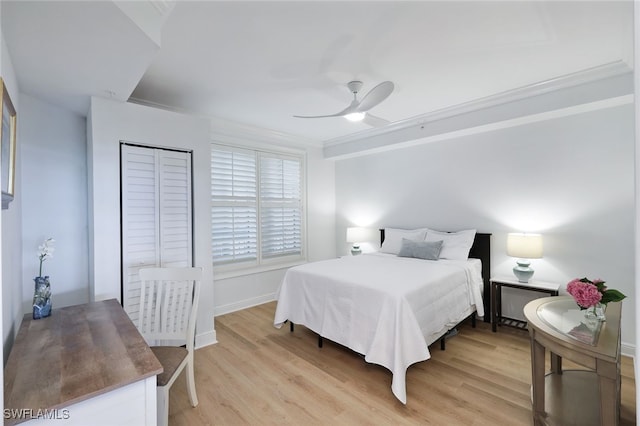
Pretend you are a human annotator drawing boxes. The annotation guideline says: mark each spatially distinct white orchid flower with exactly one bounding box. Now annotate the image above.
[37,238,55,277]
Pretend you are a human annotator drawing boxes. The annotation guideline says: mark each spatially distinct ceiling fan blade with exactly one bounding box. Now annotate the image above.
[362,114,390,127]
[293,103,356,119]
[293,113,343,119]
[356,81,394,112]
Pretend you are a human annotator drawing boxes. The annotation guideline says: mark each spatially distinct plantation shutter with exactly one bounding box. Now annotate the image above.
[211,147,257,265]
[260,155,302,258]
[121,144,193,322]
[211,144,304,268]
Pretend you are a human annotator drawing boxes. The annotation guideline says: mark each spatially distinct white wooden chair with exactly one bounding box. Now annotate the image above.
[137,267,202,426]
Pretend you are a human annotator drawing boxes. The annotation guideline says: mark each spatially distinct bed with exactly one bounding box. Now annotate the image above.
[273,229,491,404]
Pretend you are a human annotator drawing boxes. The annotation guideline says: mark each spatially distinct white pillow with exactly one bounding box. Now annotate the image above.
[380,228,428,255]
[424,229,476,260]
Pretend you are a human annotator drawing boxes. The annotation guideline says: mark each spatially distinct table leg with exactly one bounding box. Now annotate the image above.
[530,336,546,425]
[491,283,497,332]
[598,375,618,425]
[496,285,502,328]
[550,352,562,374]
[597,359,620,425]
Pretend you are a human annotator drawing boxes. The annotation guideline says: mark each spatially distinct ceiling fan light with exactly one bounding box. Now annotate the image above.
[344,112,366,122]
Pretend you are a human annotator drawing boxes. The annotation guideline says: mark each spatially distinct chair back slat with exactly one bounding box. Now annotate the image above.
[136,267,202,348]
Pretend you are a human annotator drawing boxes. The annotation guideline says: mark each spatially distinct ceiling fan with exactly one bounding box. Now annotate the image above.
[294,80,394,127]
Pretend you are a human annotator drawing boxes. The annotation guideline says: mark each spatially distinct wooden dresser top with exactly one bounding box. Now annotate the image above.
[4,299,162,424]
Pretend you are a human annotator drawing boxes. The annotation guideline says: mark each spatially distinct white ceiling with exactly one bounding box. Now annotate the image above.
[2,1,634,144]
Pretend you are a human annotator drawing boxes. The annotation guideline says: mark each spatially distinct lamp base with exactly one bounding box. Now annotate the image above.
[513,259,534,283]
[351,244,361,256]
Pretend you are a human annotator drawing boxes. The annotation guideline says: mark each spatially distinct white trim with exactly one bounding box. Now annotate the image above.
[210,116,321,149]
[213,259,305,281]
[325,60,631,148]
[325,94,633,160]
[621,342,635,358]
[214,293,276,317]
[195,330,217,349]
[127,97,191,114]
[211,139,306,157]
[324,61,633,159]
[125,97,321,148]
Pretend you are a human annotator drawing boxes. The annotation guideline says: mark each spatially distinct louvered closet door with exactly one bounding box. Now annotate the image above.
[158,151,193,267]
[121,144,193,323]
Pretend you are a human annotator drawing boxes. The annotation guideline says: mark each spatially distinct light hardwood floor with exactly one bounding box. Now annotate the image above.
[169,301,636,425]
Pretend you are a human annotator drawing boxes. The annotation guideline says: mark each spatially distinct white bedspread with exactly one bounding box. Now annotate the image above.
[273,253,484,404]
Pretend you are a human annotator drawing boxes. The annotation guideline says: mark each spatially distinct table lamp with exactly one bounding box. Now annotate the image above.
[507,233,543,283]
[346,227,373,255]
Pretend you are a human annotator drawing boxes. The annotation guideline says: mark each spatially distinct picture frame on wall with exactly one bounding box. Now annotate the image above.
[1,77,16,209]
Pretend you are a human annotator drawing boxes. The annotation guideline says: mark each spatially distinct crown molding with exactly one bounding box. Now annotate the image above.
[128,96,188,113]
[127,96,322,149]
[324,60,633,158]
[327,95,633,160]
[209,116,322,149]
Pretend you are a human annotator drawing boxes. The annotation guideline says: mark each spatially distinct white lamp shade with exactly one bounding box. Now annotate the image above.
[507,233,543,259]
[346,227,375,243]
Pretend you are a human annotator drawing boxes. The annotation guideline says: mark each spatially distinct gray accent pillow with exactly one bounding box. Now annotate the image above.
[398,238,443,260]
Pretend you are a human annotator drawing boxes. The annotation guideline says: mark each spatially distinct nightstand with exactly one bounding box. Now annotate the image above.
[490,276,560,332]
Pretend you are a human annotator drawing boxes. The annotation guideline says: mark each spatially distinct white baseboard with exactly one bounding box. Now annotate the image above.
[621,341,635,358]
[195,330,217,349]
[215,293,276,317]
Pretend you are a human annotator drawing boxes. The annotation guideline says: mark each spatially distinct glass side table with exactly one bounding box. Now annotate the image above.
[536,297,605,346]
[523,296,622,426]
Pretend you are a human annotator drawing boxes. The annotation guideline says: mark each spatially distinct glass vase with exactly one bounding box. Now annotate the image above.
[584,302,605,321]
[33,276,52,320]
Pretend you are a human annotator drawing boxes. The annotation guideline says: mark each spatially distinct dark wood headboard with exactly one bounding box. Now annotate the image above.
[379,229,492,323]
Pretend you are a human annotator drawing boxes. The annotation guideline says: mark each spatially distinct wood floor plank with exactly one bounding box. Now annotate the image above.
[168,301,636,425]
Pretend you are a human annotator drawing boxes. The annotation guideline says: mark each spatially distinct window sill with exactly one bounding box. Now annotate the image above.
[213,259,307,280]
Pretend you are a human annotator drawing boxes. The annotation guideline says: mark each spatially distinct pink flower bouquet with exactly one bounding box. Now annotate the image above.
[566,277,626,309]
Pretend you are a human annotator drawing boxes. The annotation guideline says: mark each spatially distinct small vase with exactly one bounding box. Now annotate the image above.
[33,276,52,320]
[584,302,605,321]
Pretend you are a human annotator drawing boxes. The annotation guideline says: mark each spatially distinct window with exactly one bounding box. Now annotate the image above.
[211,144,305,270]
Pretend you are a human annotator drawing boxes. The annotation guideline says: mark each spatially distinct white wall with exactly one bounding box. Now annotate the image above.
[211,136,336,316]
[87,97,216,347]
[306,145,337,261]
[335,103,636,350]
[1,25,22,367]
[20,94,88,312]
[633,2,639,421]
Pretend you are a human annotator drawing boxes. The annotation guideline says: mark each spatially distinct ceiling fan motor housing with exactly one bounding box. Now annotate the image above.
[347,80,363,94]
